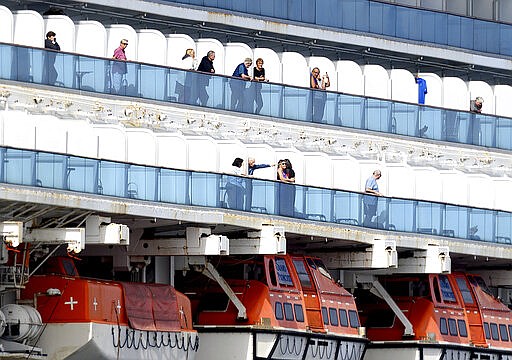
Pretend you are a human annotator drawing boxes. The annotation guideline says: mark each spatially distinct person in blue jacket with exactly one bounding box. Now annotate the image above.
[415,74,427,105]
[230,58,253,111]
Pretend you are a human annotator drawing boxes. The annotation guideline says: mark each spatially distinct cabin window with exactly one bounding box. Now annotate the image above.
[294,304,304,322]
[322,307,329,325]
[329,308,339,326]
[499,324,509,341]
[448,318,458,336]
[484,322,491,339]
[508,325,512,341]
[438,275,457,303]
[268,260,278,287]
[275,302,284,320]
[292,260,312,289]
[348,310,360,328]
[275,258,294,287]
[490,323,499,341]
[313,259,332,280]
[339,309,349,327]
[433,278,442,303]
[455,278,474,304]
[284,303,294,321]
[457,320,468,337]
[440,318,448,335]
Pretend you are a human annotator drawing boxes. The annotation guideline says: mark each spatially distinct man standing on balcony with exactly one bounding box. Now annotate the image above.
[111,39,128,94]
[363,170,383,227]
[43,31,60,85]
[469,96,483,145]
[197,50,215,106]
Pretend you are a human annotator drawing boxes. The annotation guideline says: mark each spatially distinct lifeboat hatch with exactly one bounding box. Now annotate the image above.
[355,274,415,337]
[187,256,248,320]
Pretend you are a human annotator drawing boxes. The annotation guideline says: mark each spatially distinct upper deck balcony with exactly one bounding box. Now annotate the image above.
[2,42,512,152]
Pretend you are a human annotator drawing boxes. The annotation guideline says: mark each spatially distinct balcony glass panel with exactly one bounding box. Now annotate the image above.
[1,146,511,246]
[3,42,512,153]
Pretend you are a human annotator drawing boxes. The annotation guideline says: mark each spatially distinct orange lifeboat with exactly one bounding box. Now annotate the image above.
[180,254,367,360]
[19,256,198,360]
[358,273,512,360]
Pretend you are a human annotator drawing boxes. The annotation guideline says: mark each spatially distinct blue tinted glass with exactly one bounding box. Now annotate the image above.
[440,318,448,335]
[275,302,283,320]
[294,304,305,322]
[348,310,359,328]
[339,309,348,327]
[322,307,329,325]
[283,302,294,321]
[329,308,338,326]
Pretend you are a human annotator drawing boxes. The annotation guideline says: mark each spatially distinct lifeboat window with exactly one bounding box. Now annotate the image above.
[275,258,294,287]
[433,278,442,303]
[322,307,329,325]
[455,278,474,304]
[457,320,468,337]
[284,303,294,321]
[313,259,332,280]
[484,322,491,339]
[275,302,284,320]
[348,310,360,328]
[292,260,312,289]
[268,259,278,287]
[440,318,448,335]
[438,275,456,303]
[448,318,458,336]
[339,310,349,327]
[509,325,512,340]
[294,304,304,322]
[490,323,499,341]
[329,308,339,326]
[499,324,509,341]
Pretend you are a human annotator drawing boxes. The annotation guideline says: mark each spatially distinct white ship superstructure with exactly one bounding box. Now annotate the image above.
[0,0,510,359]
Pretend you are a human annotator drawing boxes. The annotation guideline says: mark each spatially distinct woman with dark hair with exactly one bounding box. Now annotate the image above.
[276,159,296,217]
[226,157,245,210]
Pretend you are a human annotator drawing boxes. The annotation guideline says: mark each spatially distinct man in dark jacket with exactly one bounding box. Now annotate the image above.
[196,50,215,106]
[43,31,60,85]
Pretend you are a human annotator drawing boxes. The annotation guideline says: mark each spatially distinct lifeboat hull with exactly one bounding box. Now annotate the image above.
[195,327,366,360]
[35,322,198,360]
[364,342,512,360]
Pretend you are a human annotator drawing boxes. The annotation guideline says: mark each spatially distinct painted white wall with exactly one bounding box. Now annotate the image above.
[389,69,416,103]
[93,124,127,162]
[253,48,281,83]
[442,77,468,111]
[280,52,309,87]
[75,21,107,57]
[308,56,337,91]
[468,80,494,115]
[106,24,138,61]
[13,11,44,47]
[336,60,363,96]
[156,133,188,169]
[126,128,157,166]
[225,43,253,77]
[187,136,218,172]
[44,15,75,52]
[166,34,196,68]
[493,85,512,118]
[362,64,389,99]
[418,72,442,107]
[137,29,167,66]
[196,38,225,75]
[0,5,14,43]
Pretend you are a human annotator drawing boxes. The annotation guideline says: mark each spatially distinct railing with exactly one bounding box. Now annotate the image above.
[1,42,512,152]
[1,146,511,245]
[161,0,512,56]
